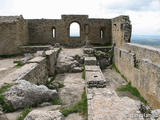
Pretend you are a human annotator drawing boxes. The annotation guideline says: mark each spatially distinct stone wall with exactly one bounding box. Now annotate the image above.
[124,43,160,65]
[27,15,112,47]
[0,15,28,55]
[112,15,160,109]
[114,44,160,109]
[112,16,132,48]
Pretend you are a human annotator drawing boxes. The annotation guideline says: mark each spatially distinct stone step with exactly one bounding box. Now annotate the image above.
[84,57,97,65]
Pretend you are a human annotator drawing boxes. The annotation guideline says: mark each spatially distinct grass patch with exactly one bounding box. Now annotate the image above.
[61,88,88,118]
[46,72,64,90]
[55,48,62,65]
[46,72,57,87]
[16,108,31,120]
[82,65,86,80]
[0,84,15,112]
[112,63,127,81]
[13,61,25,67]
[117,82,147,104]
[56,48,62,58]
[52,97,62,105]
[108,51,114,57]
[0,84,12,94]
[112,63,120,73]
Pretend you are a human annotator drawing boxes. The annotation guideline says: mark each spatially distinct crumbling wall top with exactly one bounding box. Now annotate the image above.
[0,15,23,24]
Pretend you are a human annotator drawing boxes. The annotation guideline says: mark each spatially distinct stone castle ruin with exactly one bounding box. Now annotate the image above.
[0,15,160,120]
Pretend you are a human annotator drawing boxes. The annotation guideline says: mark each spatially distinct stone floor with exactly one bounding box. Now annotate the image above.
[0,56,23,87]
[56,48,84,73]
[55,73,85,108]
[55,73,85,120]
[87,68,144,120]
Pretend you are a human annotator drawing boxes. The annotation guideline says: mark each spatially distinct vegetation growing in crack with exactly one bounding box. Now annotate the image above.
[16,108,31,120]
[55,47,62,66]
[112,63,127,81]
[82,65,86,80]
[88,54,94,57]
[61,88,88,119]
[13,60,25,67]
[112,64,147,104]
[45,72,64,90]
[56,48,62,58]
[0,83,15,112]
[51,96,62,105]
[117,82,147,104]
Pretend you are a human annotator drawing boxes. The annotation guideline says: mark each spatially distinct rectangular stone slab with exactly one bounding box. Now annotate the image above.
[85,65,101,72]
[84,57,97,65]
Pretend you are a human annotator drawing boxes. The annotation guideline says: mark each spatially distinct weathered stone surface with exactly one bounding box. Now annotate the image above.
[0,114,8,120]
[56,73,85,108]
[87,88,144,120]
[94,50,113,69]
[83,48,94,54]
[24,110,64,120]
[45,49,59,75]
[114,46,160,109]
[5,105,60,120]
[54,43,61,48]
[65,113,84,120]
[56,48,84,73]
[34,50,46,57]
[84,57,97,65]
[20,45,52,53]
[85,65,100,72]
[86,70,106,88]
[27,56,46,63]
[112,16,131,48]
[26,15,112,47]
[3,80,58,110]
[0,15,28,55]
[2,57,48,84]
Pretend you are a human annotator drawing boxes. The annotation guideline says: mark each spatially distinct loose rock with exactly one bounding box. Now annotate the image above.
[24,110,64,120]
[3,80,58,110]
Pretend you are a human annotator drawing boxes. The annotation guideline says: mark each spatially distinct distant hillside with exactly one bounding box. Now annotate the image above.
[131,35,160,48]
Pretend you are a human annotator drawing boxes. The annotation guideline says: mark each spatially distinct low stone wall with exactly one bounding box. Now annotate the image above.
[114,44,160,109]
[20,45,52,53]
[1,48,59,85]
[125,43,160,65]
[1,56,48,84]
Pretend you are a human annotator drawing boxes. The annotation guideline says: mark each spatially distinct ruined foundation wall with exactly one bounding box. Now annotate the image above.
[0,16,28,55]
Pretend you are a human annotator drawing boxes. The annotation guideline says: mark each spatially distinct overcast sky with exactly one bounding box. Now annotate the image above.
[0,0,160,35]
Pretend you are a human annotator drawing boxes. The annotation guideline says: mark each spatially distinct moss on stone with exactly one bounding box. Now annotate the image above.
[0,84,15,112]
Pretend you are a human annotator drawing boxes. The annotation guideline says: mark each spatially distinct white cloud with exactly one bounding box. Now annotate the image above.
[0,0,160,35]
